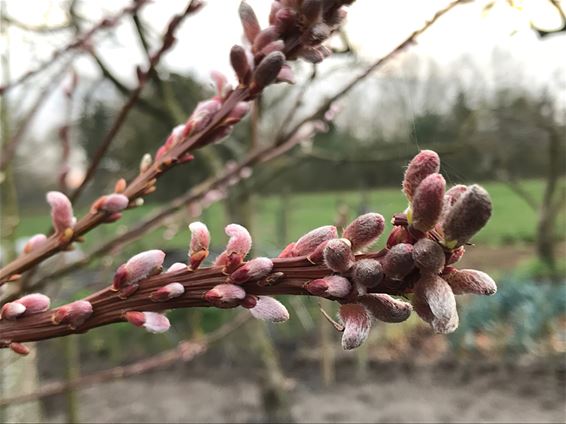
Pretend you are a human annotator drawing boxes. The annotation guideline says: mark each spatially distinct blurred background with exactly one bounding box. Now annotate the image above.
[0,0,565,422]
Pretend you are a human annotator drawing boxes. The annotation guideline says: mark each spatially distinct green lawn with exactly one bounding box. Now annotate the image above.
[14,179,565,260]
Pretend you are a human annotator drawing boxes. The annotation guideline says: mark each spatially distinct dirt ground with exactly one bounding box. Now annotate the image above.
[42,358,566,423]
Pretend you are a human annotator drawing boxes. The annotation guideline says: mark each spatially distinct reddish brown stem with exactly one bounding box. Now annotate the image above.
[0,252,396,345]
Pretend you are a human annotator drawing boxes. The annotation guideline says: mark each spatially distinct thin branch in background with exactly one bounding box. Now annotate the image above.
[0,312,250,407]
[58,70,79,194]
[0,0,151,95]
[0,61,72,173]
[69,0,202,204]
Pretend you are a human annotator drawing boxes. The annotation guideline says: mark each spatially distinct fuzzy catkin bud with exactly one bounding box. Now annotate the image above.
[442,268,497,295]
[112,250,165,291]
[350,259,384,288]
[441,184,467,221]
[413,274,458,334]
[52,300,93,329]
[225,224,252,257]
[292,225,337,257]
[442,184,492,247]
[358,294,413,323]
[305,275,351,298]
[98,193,129,213]
[410,173,445,233]
[23,234,47,254]
[252,51,285,91]
[188,222,210,270]
[166,262,187,273]
[230,257,273,284]
[412,238,446,275]
[278,242,296,258]
[230,45,251,85]
[150,283,185,302]
[124,311,170,334]
[239,1,261,43]
[342,213,385,251]
[323,238,355,273]
[249,296,289,322]
[0,293,51,320]
[382,243,415,281]
[205,284,246,308]
[402,150,440,201]
[252,26,280,54]
[301,0,323,24]
[46,191,76,234]
[339,303,372,350]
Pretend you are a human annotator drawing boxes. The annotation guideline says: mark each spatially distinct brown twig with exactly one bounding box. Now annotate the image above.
[0,62,71,172]
[0,312,250,406]
[0,0,355,284]
[0,0,150,95]
[278,0,468,146]
[69,0,202,203]
[0,251,393,345]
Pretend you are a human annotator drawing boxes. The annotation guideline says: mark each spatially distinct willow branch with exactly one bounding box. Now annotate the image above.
[0,61,71,172]
[278,0,468,146]
[0,0,150,95]
[69,0,202,203]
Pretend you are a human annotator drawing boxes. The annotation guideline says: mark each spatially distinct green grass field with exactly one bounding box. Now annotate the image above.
[14,179,565,259]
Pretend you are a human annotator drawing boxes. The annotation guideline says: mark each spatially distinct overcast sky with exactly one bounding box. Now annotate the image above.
[2,0,565,144]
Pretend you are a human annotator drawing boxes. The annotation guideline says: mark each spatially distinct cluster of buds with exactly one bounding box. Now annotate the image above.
[0,150,496,355]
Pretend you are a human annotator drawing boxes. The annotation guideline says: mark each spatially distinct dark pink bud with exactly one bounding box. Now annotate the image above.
[249,296,289,322]
[306,240,329,264]
[52,300,93,329]
[442,268,497,295]
[0,302,26,320]
[188,221,210,270]
[47,191,76,233]
[241,294,258,309]
[150,282,185,302]
[230,257,273,284]
[205,284,246,308]
[252,26,280,54]
[325,7,347,27]
[305,23,331,45]
[386,226,415,249]
[278,242,296,258]
[239,1,261,44]
[293,225,338,256]
[323,238,355,273]
[98,193,129,213]
[166,262,188,273]
[274,7,297,34]
[210,70,228,98]
[413,274,458,334]
[339,303,372,350]
[305,275,351,298]
[297,46,326,63]
[230,45,251,85]
[410,173,445,233]
[269,1,283,24]
[0,293,50,320]
[124,311,170,334]
[350,259,384,288]
[358,294,413,323]
[382,243,415,281]
[301,0,322,24]
[442,185,492,248]
[441,184,468,221]
[252,51,286,91]
[402,150,440,201]
[343,213,385,251]
[446,246,465,265]
[23,234,47,254]
[412,238,445,275]
[276,64,295,84]
[112,250,165,290]
[189,99,222,133]
[9,342,30,356]
[223,102,250,126]
[226,223,252,257]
